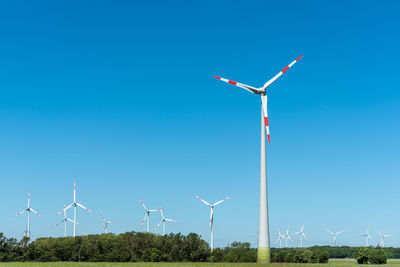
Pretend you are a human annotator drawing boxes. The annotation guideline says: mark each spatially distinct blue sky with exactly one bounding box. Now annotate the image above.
[0,0,399,248]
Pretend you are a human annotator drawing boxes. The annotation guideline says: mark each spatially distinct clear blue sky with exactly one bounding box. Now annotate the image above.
[1,0,399,248]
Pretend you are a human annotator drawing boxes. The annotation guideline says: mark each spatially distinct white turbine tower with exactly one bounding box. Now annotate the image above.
[13,191,43,239]
[377,231,391,247]
[283,227,292,248]
[56,181,94,237]
[327,229,343,246]
[101,216,117,233]
[360,227,372,247]
[139,198,160,232]
[293,224,307,248]
[276,229,285,248]
[54,203,76,237]
[154,207,177,235]
[194,194,231,251]
[214,55,303,263]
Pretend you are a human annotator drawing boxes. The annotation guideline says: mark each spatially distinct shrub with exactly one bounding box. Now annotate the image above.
[318,251,330,263]
[356,247,372,264]
[370,249,387,264]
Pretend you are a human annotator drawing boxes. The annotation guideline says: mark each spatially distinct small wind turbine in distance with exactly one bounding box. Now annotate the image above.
[293,224,307,248]
[283,227,292,248]
[377,230,392,247]
[139,198,161,233]
[326,229,344,246]
[56,181,94,237]
[13,191,43,239]
[154,207,177,235]
[54,203,76,237]
[194,194,231,251]
[276,229,285,248]
[101,215,117,233]
[359,226,372,247]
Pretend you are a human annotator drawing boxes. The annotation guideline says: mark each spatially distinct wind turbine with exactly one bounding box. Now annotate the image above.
[154,207,177,235]
[56,181,94,237]
[293,224,307,248]
[194,194,231,251]
[214,55,303,263]
[54,203,76,237]
[276,229,285,248]
[377,230,391,247]
[327,229,343,246]
[283,226,292,248]
[139,198,160,232]
[13,191,43,239]
[360,226,372,246]
[101,215,117,233]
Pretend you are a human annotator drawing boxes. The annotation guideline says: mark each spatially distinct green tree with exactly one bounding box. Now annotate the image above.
[355,247,371,264]
[370,249,387,264]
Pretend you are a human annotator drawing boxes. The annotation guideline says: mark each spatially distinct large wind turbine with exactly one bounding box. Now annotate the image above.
[377,230,391,247]
[139,198,160,232]
[154,207,177,235]
[214,55,303,262]
[101,215,117,233]
[56,181,94,237]
[276,229,285,248]
[360,226,372,247]
[13,191,43,239]
[194,194,231,251]
[327,229,343,246]
[54,203,76,237]
[293,224,307,248]
[283,226,292,248]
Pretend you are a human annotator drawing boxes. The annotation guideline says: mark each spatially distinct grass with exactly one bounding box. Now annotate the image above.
[0,260,400,267]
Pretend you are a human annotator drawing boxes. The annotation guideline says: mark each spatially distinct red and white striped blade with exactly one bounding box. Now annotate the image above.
[213,76,261,94]
[260,95,270,143]
[138,198,148,211]
[154,220,163,232]
[209,208,214,229]
[13,209,27,218]
[140,214,147,227]
[30,208,44,218]
[76,203,94,214]
[55,218,66,227]
[213,196,231,206]
[262,55,303,90]
[194,194,212,207]
[57,203,73,216]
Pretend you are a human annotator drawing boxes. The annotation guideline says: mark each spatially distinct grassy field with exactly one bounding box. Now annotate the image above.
[1,260,400,267]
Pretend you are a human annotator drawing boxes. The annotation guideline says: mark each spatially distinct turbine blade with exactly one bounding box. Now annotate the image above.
[210,208,214,229]
[165,218,177,222]
[213,76,261,94]
[336,230,344,235]
[140,214,147,227]
[138,198,148,211]
[13,209,27,218]
[30,208,44,218]
[260,95,270,143]
[326,229,334,235]
[55,218,66,227]
[262,55,303,90]
[213,196,231,206]
[76,203,94,214]
[56,203,73,216]
[154,220,163,231]
[193,195,212,206]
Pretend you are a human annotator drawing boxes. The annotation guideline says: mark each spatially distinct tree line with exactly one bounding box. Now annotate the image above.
[0,231,398,262]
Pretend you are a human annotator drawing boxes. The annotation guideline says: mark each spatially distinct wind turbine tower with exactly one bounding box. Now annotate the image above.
[276,229,285,248]
[56,181,94,237]
[214,55,303,262]
[13,191,43,239]
[377,231,392,247]
[194,194,231,251]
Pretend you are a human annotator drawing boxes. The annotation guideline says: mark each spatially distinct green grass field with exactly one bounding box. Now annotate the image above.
[0,260,400,267]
